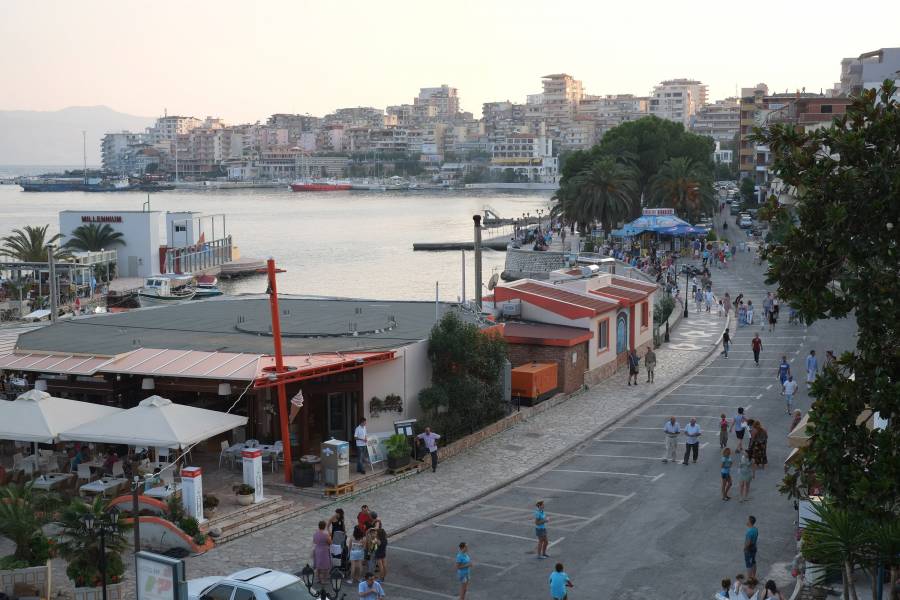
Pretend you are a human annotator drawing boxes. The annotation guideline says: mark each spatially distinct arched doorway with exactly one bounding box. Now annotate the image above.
[616,311,628,354]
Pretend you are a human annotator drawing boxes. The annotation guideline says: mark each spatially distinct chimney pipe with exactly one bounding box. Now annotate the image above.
[473,215,483,311]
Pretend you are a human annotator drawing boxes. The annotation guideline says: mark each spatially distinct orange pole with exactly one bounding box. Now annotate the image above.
[267,258,293,483]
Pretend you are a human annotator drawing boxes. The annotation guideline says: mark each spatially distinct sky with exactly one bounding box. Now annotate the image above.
[2,0,899,123]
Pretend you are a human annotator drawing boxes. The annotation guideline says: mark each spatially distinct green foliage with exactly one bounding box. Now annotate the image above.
[166,495,185,523]
[64,223,125,252]
[0,225,71,262]
[55,496,131,586]
[647,157,716,223]
[418,312,508,440]
[202,494,219,510]
[554,156,637,233]
[759,81,900,519]
[0,484,55,566]
[193,532,208,546]
[178,516,200,537]
[706,230,717,242]
[384,434,411,459]
[233,484,254,495]
[739,177,756,203]
[653,295,675,326]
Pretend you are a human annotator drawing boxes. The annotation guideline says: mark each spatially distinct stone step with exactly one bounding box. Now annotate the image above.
[202,495,282,531]
[214,502,304,544]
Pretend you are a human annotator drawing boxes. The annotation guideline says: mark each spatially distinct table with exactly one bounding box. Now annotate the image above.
[31,472,74,491]
[79,477,128,497]
[143,482,181,500]
[138,461,170,476]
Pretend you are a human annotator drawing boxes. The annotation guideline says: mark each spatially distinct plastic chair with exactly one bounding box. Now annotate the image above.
[218,440,233,469]
[76,463,93,485]
[156,447,170,462]
[245,439,259,448]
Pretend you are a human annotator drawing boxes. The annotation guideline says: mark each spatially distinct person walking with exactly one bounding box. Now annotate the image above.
[823,350,836,370]
[721,447,733,500]
[749,420,768,473]
[722,328,731,358]
[738,450,753,503]
[348,526,366,585]
[456,543,471,600]
[783,377,798,414]
[662,416,681,463]
[746,300,755,326]
[533,501,550,558]
[790,409,802,432]
[354,418,369,474]
[416,427,442,473]
[683,417,702,464]
[751,334,763,366]
[768,307,777,332]
[719,413,730,448]
[374,528,388,581]
[705,287,714,312]
[744,516,759,578]
[762,293,773,327]
[644,347,656,383]
[312,521,333,585]
[549,563,574,600]
[731,407,747,451]
[777,357,791,393]
[695,287,704,314]
[805,350,818,389]
[763,580,785,600]
[724,293,732,320]
[358,572,386,600]
[627,348,640,386]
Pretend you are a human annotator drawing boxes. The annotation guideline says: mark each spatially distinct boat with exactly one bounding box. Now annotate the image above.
[138,275,196,307]
[290,178,352,192]
[192,275,223,299]
[19,177,174,193]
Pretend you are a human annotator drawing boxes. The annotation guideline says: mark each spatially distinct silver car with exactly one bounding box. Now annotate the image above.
[188,568,317,600]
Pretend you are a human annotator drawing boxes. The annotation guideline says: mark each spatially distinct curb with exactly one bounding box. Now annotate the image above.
[388,311,733,540]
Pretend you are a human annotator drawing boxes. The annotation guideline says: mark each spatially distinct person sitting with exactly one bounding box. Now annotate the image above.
[103,451,120,474]
[70,447,89,472]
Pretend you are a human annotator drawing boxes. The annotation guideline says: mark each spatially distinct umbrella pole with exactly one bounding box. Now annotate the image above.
[267,259,294,483]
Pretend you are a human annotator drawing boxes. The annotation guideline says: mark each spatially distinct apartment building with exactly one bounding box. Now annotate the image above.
[414,85,460,118]
[146,115,201,143]
[691,98,740,143]
[649,79,708,127]
[839,47,900,95]
[490,134,558,183]
[324,107,389,129]
[101,131,146,173]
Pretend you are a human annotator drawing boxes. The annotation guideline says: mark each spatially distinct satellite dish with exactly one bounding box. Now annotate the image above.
[487,273,500,291]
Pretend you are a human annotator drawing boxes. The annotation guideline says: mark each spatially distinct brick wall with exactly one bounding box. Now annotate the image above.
[584,339,652,386]
[507,341,588,394]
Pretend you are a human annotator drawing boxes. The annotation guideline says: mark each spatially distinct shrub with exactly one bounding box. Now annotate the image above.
[178,516,200,537]
[384,434,410,459]
[202,495,219,510]
[233,484,254,495]
[654,295,676,326]
[192,532,207,546]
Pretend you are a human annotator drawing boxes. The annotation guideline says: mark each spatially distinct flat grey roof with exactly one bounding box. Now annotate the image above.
[16,295,475,356]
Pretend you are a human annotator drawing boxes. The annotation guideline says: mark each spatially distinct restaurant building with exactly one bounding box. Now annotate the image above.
[0,296,477,455]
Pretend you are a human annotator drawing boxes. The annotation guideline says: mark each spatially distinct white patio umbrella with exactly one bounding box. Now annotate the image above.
[0,389,123,444]
[58,395,247,448]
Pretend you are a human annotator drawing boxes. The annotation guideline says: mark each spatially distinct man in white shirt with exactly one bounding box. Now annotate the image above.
[782,376,799,414]
[416,427,442,473]
[682,417,702,464]
[662,416,681,463]
[354,418,368,474]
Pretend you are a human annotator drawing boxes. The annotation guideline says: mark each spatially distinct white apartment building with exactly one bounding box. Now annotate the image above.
[147,116,202,143]
[101,132,146,173]
[649,79,708,127]
[838,47,900,95]
[415,85,460,118]
[490,134,558,183]
[712,141,733,165]
[691,98,740,143]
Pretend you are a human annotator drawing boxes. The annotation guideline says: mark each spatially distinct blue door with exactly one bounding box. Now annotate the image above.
[616,312,628,354]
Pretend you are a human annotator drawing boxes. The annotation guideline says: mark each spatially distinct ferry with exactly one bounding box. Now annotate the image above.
[138,275,196,307]
[290,178,352,192]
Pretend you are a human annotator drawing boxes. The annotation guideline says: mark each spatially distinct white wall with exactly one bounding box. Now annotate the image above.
[59,210,161,278]
[165,212,199,248]
[362,340,432,433]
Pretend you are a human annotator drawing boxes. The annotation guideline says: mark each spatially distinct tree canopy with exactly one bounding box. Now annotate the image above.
[0,225,70,262]
[759,81,899,519]
[647,156,717,223]
[64,223,125,252]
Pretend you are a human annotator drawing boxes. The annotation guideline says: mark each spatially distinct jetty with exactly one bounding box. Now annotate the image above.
[413,235,511,252]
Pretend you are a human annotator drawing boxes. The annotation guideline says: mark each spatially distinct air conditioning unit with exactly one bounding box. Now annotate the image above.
[500,299,521,317]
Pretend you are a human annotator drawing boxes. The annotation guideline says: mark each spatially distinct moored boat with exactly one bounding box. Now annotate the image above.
[290,178,352,192]
[192,275,223,299]
[138,275,196,307]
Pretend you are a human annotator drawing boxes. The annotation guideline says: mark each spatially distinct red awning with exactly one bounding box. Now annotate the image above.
[253,351,396,388]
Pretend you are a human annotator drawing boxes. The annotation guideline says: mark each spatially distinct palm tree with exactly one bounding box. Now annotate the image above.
[55,496,131,586]
[802,500,870,600]
[0,224,71,261]
[0,483,57,566]
[64,223,125,252]
[555,156,638,234]
[647,157,716,223]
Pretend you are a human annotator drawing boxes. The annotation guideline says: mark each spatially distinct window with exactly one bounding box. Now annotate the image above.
[820,105,833,114]
[202,586,235,600]
[597,319,609,352]
[641,302,649,328]
[233,590,256,600]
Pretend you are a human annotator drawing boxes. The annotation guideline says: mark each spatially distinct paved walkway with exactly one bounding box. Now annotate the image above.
[184,288,728,577]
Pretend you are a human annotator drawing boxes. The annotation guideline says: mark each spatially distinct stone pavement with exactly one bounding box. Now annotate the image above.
[183,289,728,577]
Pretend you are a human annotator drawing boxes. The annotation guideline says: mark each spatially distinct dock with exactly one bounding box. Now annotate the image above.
[413,234,511,252]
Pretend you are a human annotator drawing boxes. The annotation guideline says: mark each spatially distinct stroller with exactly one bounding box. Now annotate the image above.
[330,530,349,578]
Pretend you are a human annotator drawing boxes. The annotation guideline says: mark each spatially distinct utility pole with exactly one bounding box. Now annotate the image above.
[82,131,87,184]
[267,258,294,482]
[47,245,58,324]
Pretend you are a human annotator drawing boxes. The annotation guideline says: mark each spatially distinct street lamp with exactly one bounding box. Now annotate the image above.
[82,507,120,600]
[683,268,690,319]
[299,564,345,600]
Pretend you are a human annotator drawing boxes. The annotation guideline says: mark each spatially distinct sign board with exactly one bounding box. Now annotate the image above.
[135,551,186,600]
[365,432,391,471]
[642,208,675,216]
[180,467,204,525]
[241,449,264,503]
[81,215,124,223]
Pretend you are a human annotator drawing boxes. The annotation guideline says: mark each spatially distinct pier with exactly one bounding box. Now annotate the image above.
[413,235,511,252]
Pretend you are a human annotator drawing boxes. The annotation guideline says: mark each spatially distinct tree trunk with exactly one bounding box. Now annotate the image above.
[845,561,859,600]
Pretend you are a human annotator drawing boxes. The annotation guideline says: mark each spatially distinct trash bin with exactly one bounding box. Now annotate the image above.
[293,462,315,488]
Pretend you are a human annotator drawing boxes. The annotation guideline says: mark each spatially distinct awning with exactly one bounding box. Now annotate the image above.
[254,351,396,389]
[59,395,247,447]
[104,348,262,380]
[0,351,117,376]
[0,389,123,444]
[788,413,811,448]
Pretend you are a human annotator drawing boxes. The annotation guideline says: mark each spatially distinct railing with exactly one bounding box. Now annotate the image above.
[164,236,233,274]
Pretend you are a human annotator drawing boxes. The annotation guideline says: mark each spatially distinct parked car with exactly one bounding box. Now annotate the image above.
[739,216,753,229]
[188,568,316,600]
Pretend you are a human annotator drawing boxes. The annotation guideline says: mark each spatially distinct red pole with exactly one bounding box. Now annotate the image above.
[267,258,293,483]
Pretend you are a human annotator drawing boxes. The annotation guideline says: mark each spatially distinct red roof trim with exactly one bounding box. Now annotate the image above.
[611,276,657,293]
[495,286,595,320]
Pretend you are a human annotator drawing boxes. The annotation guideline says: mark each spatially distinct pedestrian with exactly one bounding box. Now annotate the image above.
[738,302,747,327]
[357,505,374,532]
[719,413,729,448]
[695,287,704,313]
[329,508,346,537]
[772,295,780,320]
[805,350,818,388]
[644,347,656,383]
[777,356,790,392]
[354,417,369,474]
[549,562,574,600]
[721,447,733,501]
[790,409,802,432]
[312,521,332,585]
[767,307,777,332]
[724,293,732,319]
[744,516,759,578]
[705,288,714,312]
[349,526,366,584]
[751,334,762,366]
[749,420,768,472]
[731,407,747,451]
[358,572,385,600]
[738,452,753,503]
[741,577,761,600]
[783,376,798,414]
[374,528,388,581]
[456,542,471,600]
[683,417,702,464]
[662,416,680,463]
[718,298,724,317]
[823,350,835,370]
[533,500,549,558]
[717,578,731,600]
[627,348,640,386]
[416,426,442,472]
[731,574,746,597]
[763,580,784,600]
[365,527,379,575]
[746,300,754,325]
[722,328,731,358]
[762,293,773,326]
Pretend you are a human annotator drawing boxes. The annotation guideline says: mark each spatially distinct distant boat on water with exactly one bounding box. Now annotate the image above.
[290,178,353,192]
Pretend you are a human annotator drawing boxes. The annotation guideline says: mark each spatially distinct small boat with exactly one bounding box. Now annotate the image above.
[290,178,352,192]
[138,275,196,306]
[192,275,223,299]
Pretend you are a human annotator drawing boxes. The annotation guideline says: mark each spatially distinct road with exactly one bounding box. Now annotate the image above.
[380,226,858,599]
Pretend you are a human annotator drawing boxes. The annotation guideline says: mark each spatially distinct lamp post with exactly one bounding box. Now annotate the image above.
[299,565,345,600]
[82,507,119,600]
[683,268,690,319]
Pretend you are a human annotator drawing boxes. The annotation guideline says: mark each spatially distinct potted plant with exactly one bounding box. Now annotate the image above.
[292,461,315,488]
[233,484,255,506]
[0,484,55,590]
[384,434,411,471]
[202,494,219,519]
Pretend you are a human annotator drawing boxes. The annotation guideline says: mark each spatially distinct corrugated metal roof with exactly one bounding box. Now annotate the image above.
[591,285,647,302]
[104,348,262,380]
[611,276,658,293]
[513,281,619,314]
[0,351,116,375]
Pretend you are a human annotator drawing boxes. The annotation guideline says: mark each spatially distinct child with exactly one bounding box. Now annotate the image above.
[719,414,729,448]
[721,448,733,501]
[739,450,753,502]
[732,575,746,596]
[717,578,732,600]
[717,298,724,317]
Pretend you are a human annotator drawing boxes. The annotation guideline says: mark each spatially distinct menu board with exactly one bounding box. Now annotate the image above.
[135,552,186,600]
[366,432,391,471]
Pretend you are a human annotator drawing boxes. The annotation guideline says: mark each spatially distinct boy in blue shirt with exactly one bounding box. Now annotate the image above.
[744,515,759,578]
[455,542,471,600]
[549,562,573,600]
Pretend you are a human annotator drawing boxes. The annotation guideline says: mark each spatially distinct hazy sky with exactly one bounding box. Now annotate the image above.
[3,0,899,123]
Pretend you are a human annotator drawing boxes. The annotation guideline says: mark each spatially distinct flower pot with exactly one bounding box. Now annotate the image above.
[387,454,410,471]
[203,507,217,519]
[236,493,254,506]
[74,582,124,600]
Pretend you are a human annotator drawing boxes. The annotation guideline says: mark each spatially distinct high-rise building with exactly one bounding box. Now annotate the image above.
[539,73,584,126]
[146,115,201,144]
[691,98,740,144]
[649,79,708,127]
[414,85,460,119]
[838,47,900,95]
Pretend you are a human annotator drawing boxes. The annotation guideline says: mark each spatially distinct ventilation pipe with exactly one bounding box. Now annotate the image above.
[473,215,483,311]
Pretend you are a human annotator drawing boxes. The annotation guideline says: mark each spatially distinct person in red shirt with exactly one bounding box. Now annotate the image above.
[751,334,763,366]
[357,505,374,532]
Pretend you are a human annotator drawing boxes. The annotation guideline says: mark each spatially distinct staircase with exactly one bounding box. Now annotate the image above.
[202,496,303,544]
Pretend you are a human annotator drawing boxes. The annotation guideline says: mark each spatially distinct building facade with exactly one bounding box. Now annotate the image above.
[649,79,708,127]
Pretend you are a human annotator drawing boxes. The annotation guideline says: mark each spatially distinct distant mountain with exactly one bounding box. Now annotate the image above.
[0,106,155,167]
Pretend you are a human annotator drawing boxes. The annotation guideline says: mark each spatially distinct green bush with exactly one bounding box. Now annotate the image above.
[178,516,200,537]
[654,295,676,326]
[166,496,184,523]
[384,434,410,459]
[706,230,718,242]
[193,532,207,546]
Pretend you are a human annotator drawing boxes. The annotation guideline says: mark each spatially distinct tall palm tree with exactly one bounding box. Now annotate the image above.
[64,223,125,252]
[648,157,716,222]
[556,156,638,234]
[0,224,70,261]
